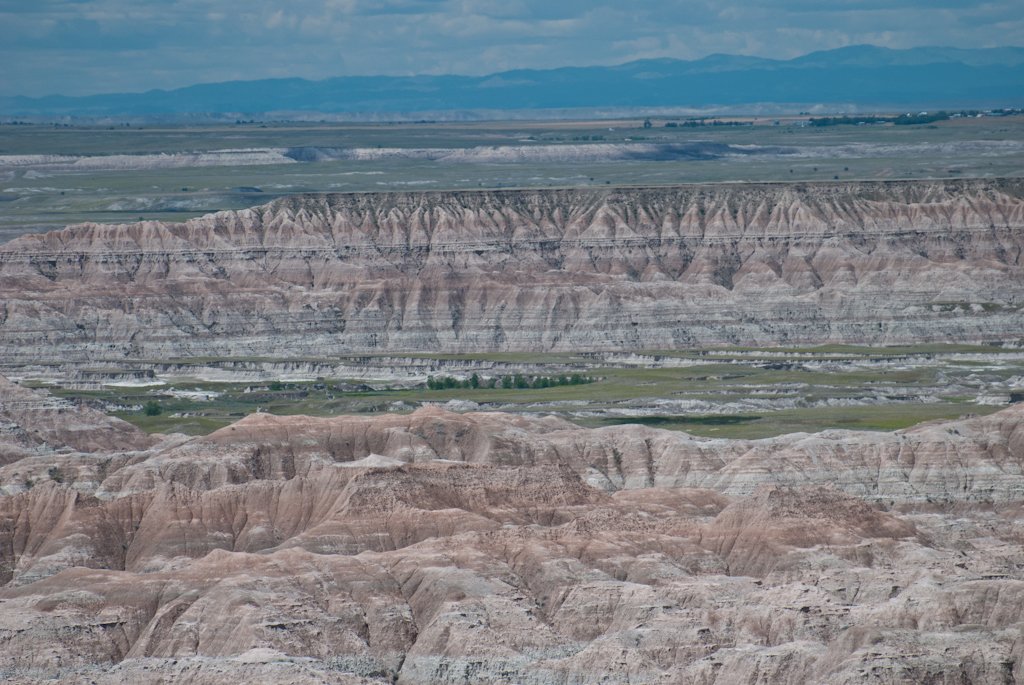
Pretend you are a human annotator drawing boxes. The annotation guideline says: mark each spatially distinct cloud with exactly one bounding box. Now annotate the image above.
[265,9,298,29]
[1,0,1022,96]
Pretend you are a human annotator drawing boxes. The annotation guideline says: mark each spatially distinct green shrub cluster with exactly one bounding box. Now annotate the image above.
[426,373,595,391]
[808,111,961,127]
[665,119,750,128]
[809,116,884,126]
[893,111,950,125]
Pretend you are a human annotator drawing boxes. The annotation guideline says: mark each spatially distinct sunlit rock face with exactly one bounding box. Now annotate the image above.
[5,374,1024,684]
[1,179,1023,362]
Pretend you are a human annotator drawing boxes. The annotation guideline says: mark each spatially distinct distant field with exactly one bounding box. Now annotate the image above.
[15,344,1020,440]
[2,114,1023,240]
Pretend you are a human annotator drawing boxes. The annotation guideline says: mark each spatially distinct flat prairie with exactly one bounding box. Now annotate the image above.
[2,114,1022,240]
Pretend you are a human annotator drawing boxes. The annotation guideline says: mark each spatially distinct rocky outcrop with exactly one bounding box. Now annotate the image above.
[6,383,1024,683]
[1,179,1023,361]
[0,375,158,465]
[699,483,921,576]
[70,402,1024,505]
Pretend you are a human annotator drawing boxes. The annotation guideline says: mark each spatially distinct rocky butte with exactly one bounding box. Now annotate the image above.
[3,374,1024,683]
[0,178,1023,362]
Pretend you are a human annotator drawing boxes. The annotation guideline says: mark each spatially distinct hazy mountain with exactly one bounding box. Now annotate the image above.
[3,45,1023,117]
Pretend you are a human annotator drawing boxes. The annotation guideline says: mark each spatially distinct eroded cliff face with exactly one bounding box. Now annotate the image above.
[1,179,1023,361]
[5,374,1024,684]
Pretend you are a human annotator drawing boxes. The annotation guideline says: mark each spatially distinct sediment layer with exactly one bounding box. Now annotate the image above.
[1,179,1023,361]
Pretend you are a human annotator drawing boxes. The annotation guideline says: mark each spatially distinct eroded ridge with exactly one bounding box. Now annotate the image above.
[1,179,1023,361]
[3,374,1024,683]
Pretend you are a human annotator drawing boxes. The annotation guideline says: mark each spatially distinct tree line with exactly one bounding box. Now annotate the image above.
[426,373,596,391]
[805,111,992,127]
[664,119,750,127]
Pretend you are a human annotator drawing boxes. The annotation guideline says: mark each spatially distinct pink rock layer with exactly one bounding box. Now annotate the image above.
[1,179,1023,361]
[4,376,1024,683]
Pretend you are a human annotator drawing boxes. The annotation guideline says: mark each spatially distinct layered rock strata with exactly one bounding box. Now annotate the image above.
[5,375,1024,683]
[1,179,1024,361]
[0,374,157,464]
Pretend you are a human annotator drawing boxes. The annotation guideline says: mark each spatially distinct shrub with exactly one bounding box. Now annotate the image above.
[894,111,949,125]
[427,375,483,390]
[143,401,161,416]
[809,115,883,127]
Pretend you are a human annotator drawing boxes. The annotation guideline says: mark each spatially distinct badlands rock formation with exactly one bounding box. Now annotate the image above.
[0,374,157,462]
[1,179,1024,361]
[5,375,1024,683]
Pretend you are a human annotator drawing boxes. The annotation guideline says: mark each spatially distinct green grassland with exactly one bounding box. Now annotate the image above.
[3,115,1021,156]
[35,344,1022,440]
[575,404,1002,440]
[2,114,1023,239]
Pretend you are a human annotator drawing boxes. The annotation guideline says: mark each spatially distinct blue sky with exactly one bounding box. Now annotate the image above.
[3,0,1023,97]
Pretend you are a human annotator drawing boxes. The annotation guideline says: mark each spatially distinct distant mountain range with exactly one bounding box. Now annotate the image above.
[4,45,1024,118]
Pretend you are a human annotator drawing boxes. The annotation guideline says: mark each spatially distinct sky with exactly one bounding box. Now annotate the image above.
[3,0,1023,98]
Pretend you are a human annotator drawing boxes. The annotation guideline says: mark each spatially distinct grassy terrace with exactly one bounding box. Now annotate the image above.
[33,344,1021,440]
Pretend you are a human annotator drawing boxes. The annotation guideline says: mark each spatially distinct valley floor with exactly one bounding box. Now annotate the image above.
[7,344,1021,439]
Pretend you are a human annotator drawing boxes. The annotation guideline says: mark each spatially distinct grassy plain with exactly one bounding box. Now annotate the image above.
[35,344,1021,440]
[2,114,1023,239]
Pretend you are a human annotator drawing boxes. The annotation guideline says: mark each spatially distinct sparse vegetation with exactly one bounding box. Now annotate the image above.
[32,344,1015,440]
[3,115,1023,237]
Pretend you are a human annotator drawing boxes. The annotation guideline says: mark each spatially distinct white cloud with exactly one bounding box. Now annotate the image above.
[265,9,292,28]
